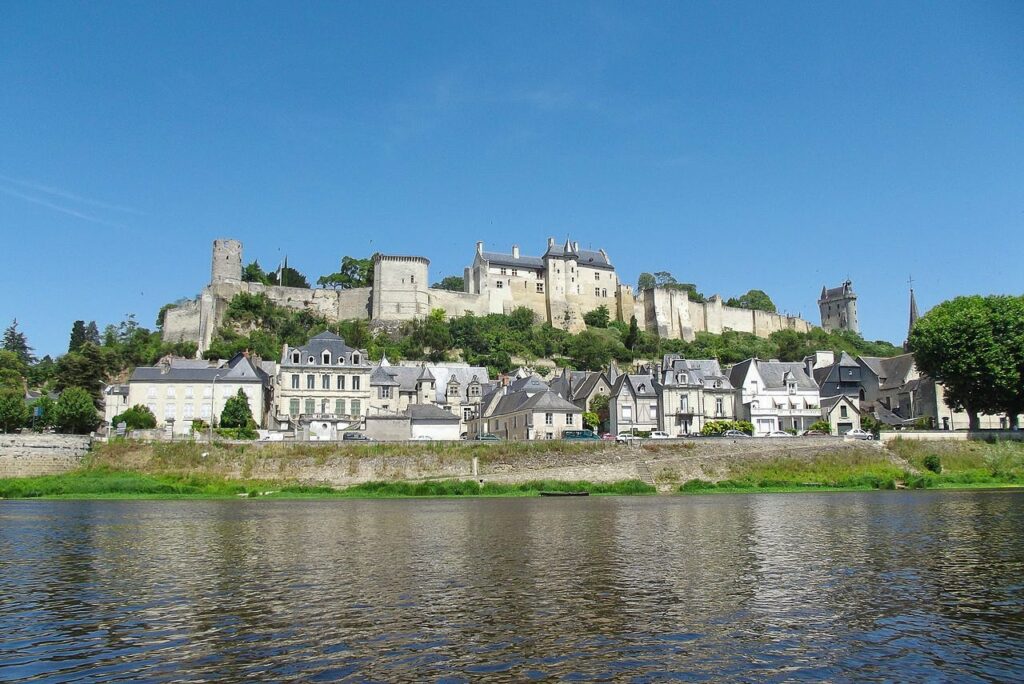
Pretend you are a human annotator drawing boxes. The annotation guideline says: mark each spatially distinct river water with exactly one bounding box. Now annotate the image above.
[1,491,1023,682]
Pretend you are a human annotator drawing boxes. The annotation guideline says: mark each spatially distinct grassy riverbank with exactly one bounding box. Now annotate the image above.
[0,468,655,500]
[678,439,1024,493]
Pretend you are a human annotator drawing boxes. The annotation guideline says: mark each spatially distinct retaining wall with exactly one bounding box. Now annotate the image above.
[879,430,1024,443]
[0,434,91,478]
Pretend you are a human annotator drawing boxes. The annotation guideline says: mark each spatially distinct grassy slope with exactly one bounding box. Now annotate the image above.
[678,439,1024,493]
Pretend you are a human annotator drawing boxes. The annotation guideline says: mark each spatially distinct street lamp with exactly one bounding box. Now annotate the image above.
[209,373,221,443]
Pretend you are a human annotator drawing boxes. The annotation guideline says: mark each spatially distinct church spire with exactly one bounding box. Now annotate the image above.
[905,277,920,351]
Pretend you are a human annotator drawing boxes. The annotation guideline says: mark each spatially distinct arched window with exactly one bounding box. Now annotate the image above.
[322,351,332,365]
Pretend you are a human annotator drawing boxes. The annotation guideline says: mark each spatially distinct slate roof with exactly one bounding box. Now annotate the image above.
[509,375,550,394]
[481,240,614,271]
[372,363,491,403]
[282,331,368,367]
[729,359,818,391]
[405,404,461,422]
[489,388,582,418]
[874,354,917,391]
[480,251,545,270]
[131,353,267,385]
[613,374,657,398]
[821,394,859,412]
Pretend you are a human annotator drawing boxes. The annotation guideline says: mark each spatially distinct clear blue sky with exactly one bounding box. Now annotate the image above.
[2,1,1022,358]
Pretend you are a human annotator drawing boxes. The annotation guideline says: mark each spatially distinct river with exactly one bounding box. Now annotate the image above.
[2,491,1023,682]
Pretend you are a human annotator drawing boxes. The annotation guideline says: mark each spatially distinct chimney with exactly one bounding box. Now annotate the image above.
[573,241,579,252]
[548,237,555,249]
[476,241,483,256]
[512,244,520,259]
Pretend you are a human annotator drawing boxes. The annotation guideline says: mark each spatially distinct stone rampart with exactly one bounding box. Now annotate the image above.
[0,434,91,478]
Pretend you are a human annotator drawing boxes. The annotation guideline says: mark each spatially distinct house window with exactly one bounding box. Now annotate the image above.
[463,408,473,421]
[307,375,315,389]
[291,374,299,389]
[545,412,553,425]
[201,403,211,419]
[622,405,632,421]
[165,404,176,420]
[566,413,574,425]
[336,399,345,415]
[499,267,507,275]
[536,282,544,293]
[183,404,194,419]
[337,375,346,390]
[166,386,176,399]
[289,398,300,415]
[602,289,607,297]
[595,272,600,281]
[595,288,601,297]
[352,352,360,364]
[469,384,480,397]
[304,399,315,414]
[447,383,458,397]
[649,404,657,420]
[147,387,157,399]
[680,396,688,412]
[185,386,194,399]
[787,381,797,394]
[380,386,392,399]
[840,405,848,418]
[716,397,724,416]
[496,280,503,289]
[410,275,415,284]
[291,351,300,363]
[352,376,361,390]
[322,374,330,389]
[546,432,553,440]
[308,356,315,364]
[351,399,361,415]
[322,351,331,364]
[321,399,329,413]
[512,268,518,277]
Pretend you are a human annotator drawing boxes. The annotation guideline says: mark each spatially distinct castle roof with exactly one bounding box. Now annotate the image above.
[281,332,369,367]
[480,240,614,271]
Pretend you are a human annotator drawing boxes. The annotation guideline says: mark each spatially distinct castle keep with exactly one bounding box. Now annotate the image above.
[162,239,813,353]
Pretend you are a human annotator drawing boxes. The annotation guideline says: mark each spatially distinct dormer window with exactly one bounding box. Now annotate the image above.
[714,381,722,388]
[291,351,300,364]
[787,381,797,394]
[307,356,315,364]
[322,351,331,365]
[469,384,480,397]
[351,352,360,364]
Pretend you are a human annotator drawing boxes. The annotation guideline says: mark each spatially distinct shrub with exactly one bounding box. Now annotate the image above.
[54,387,100,434]
[922,454,942,474]
[220,388,256,429]
[112,404,157,430]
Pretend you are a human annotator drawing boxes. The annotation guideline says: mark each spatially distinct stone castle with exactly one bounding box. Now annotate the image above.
[163,238,815,353]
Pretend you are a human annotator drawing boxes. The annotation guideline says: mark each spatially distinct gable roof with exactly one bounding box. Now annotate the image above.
[405,403,461,422]
[130,353,267,385]
[729,358,817,391]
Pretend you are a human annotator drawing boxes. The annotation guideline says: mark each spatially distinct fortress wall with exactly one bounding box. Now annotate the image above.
[162,299,202,345]
[720,303,755,333]
[426,288,490,319]
[334,288,373,319]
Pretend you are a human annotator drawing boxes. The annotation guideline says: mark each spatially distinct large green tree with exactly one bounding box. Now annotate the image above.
[318,256,374,289]
[909,295,1024,429]
[584,305,610,329]
[220,388,255,429]
[725,289,777,313]
[431,275,465,292]
[54,387,100,434]
[0,391,28,432]
[54,343,109,408]
[68,320,88,353]
[2,319,34,364]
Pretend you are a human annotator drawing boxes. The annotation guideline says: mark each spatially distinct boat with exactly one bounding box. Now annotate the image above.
[539,491,590,497]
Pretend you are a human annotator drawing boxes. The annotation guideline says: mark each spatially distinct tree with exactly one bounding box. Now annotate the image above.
[432,275,465,292]
[624,315,640,351]
[54,343,108,408]
[910,295,1024,429]
[242,260,273,285]
[589,393,611,432]
[84,321,101,345]
[276,266,310,289]
[583,305,610,329]
[725,289,777,313]
[53,387,100,434]
[27,395,56,430]
[583,411,600,430]
[220,388,255,429]
[112,404,157,430]
[637,273,655,291]
[69,320,88,353]
[2,319,34,364]
[569,330,612,371]
[0,391,28,432]
[807,419,832,434]
[317,256,374,289]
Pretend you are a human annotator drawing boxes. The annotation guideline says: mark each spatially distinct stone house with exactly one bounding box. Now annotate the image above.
[654,355,739,435]
[406,404,462,440]
[820,395,861,435]
[609,373,660,435]
[274,331,372,437]
[124,353,271,435]
[548,367,615,415]
[811,351,868,402]
[369,359,492,436]
[467,377,584,440]
[728,359,821,435]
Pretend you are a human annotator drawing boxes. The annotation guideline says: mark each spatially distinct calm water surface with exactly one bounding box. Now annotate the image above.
[2,491,1023,682]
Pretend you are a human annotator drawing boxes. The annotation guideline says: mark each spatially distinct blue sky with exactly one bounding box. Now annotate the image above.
[2,1,1021,358]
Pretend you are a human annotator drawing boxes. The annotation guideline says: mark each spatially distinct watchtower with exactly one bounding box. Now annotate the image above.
[211,239,243,284]
[818,280,859,333]
[371,254,430,320]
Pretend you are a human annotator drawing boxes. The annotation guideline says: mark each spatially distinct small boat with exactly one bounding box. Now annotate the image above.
[539,491,590,497]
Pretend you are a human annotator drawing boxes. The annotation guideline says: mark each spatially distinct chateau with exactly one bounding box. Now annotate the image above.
[163,239,814,353]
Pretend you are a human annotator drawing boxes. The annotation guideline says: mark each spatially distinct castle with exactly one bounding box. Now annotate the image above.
[818,280,859,333]
[162,238,814,353]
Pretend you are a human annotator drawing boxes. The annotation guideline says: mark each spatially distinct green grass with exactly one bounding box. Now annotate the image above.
[679,441,1024,494]
[0,468,654,499]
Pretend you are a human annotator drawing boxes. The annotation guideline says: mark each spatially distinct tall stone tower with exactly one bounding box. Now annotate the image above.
[818,280,859,333]
[211,239,243,284]
[371,254,430,320]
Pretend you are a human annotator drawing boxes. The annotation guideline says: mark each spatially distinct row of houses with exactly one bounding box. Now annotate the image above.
[104,330,1013,441]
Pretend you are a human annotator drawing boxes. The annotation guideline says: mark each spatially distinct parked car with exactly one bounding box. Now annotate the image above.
[563,429,600,441]
[763,430,793,438]
[845,429,874,440]
[474,433,500,441]
[722,429,751,438]
[649,431,671,439]
[616,432,643,443]
[600,433,617,441]
[801,430,828,436]
[342,432,372,441]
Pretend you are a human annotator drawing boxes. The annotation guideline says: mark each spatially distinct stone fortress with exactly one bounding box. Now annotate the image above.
[163,238,819,354]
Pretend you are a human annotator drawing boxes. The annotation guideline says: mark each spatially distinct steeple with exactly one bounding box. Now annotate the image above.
[905,285,920,351]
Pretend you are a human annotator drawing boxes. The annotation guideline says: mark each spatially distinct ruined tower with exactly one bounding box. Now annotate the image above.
[211,239,243,284]
[818,280,859,333]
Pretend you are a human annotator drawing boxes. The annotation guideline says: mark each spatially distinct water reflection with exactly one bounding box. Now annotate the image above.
[1,492,1023,681]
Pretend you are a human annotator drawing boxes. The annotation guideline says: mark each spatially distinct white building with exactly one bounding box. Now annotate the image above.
[728,358,821,435]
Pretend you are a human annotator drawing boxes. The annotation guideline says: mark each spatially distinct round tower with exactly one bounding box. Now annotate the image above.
[211,239,242,284]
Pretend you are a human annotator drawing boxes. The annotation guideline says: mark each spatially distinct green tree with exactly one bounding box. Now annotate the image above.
[317,256,374,289]
[589,393,611,431]
[276,265,310,289]
[909,295,1024,429]
[583,305,610,328]
[431,275,465,291]
[569,330,612,371]
[220,388,255,429]
[725,289,777,313]
[0,391,28,432]
[84,321,100,345]
[54,343,109,408]
[27,395,56,430]
[337,319,371,350]
[242,260,273,284]
[583,411,600,430]
[624,315,639,351]
[54,387,100,434]
[68,320,87,353]
[2,319,34,364]
[637,273,655,290]
[807,419,832,434]
[112,404,157,430]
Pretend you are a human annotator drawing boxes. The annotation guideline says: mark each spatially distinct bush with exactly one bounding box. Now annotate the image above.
[808,420,832,434]
[112,404,157,430]
[54,387,100,434]
[215,426,258,440]
[220,388,256,429]
[701,420,753,436]
[922,454,942,474]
